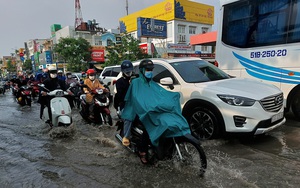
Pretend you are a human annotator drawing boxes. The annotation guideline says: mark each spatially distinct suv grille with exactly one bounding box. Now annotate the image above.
[260,93,283,112]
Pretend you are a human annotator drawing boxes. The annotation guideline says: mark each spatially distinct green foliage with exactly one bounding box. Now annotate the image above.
[105,34,152,67]
[7,59,16,73]
[53,37,92,72]
[22,59,32,71]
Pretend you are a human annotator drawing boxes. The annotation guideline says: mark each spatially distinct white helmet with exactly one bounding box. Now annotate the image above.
[57,70,63,74]
[48,65,57,73]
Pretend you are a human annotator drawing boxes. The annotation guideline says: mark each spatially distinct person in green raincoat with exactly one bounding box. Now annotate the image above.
[121,59,191,163]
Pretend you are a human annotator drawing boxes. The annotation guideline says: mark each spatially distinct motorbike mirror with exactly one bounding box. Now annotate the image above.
[38,84,45,87]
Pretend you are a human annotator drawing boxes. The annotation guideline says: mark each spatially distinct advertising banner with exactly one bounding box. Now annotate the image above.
[167,43,192,51]
[45,51,53,64]
[120,0,213,33]
[91,49,105,62]
[137,17,167,38]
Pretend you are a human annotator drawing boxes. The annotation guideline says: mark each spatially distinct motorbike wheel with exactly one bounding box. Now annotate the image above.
[26,97,31,107]
[172,137,207,177]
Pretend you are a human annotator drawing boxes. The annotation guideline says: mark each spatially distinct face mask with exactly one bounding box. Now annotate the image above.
[50,73,57,79]
[144,71,153,79]
[124,71,132,77]
[89,76,95,80]
[67,75,72,79]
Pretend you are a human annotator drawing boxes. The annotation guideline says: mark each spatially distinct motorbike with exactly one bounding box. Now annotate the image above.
[17,85,33,106]
[79,85,112,126]
[39,84,72,127]
[101,81,113,106]
[68,83,83,109]
[0,81,5,95]
[30,81,40,100]
[115,118,207,177]
[11,83,19,97]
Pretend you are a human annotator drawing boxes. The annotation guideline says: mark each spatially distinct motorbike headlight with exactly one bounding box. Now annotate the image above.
[217,95,255,106]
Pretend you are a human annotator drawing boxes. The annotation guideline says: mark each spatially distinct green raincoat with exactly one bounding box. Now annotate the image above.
[121,73,191,147]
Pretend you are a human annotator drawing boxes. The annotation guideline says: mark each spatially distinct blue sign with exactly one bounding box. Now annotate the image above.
[45,51,53,64]
[137,17,167,38]
[20,57,25,62]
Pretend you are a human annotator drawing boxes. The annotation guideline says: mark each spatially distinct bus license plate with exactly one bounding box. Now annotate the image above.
[271,112,283,123]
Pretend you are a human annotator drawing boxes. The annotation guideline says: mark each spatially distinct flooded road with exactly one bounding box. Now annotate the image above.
[0,92,300,188]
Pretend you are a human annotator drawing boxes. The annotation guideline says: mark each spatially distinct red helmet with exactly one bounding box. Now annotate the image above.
[86,69,95,75]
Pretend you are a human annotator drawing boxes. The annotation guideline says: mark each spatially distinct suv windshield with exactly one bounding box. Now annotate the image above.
[170,60,230,83]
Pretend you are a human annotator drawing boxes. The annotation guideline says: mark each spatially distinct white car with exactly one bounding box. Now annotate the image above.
[116,58,286,139]
[99,65,121,93]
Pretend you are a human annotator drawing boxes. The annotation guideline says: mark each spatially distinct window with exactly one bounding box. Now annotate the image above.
[102,68,112,77]
[189,26,196,34]
[222,0,291,48]
[178,34,186,42]
[201,46,208,52]
[111,67,121,76]
[288,0,300,42]
[178,25,186,33]
[152,64,178,84]
[201,27,209,34]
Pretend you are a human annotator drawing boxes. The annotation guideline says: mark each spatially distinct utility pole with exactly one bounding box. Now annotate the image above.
[126,0,128,15]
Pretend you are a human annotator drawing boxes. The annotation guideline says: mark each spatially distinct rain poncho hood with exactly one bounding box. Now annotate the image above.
[121,72,191,147]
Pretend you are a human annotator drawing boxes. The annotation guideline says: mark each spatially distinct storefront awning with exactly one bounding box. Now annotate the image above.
[190,31,217,46]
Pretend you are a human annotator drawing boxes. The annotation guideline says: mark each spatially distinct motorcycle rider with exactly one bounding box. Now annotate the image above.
[114,60,134,146]
[57,70,66,81]
[65,72,79,86]
[40,66,68,126]
[121,59,191,164]
[83,69,106,119]
[65,72,80,109]
[14,74,28,101]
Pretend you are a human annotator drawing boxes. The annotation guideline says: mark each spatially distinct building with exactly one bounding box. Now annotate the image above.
[119,0,214,57]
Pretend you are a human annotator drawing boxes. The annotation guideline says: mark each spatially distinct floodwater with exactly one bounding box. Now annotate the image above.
[0,92,300,188]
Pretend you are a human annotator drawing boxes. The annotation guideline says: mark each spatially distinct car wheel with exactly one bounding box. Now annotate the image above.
[188,106,220,140]
[291,90,300,121]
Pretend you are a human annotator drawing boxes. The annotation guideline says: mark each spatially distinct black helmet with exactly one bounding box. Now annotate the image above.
[121,60,133,72]
[139,59,154,71]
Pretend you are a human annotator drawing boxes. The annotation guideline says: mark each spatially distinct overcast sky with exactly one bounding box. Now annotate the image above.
[0,0,220,57]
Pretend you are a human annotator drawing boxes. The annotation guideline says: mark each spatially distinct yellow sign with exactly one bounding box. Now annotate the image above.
[120,0,214,33]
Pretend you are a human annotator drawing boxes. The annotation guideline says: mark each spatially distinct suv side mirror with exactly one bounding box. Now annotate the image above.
[160,77,174,90]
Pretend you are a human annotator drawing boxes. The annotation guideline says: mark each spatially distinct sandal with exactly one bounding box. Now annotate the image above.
[122,137,130,146]
[139,152,148,164]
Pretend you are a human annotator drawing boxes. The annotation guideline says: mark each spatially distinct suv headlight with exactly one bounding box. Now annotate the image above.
[217,95,255,106]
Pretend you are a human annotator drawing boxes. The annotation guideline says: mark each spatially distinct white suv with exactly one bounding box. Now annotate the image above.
[99,65,121,93]
[119,58,286,139]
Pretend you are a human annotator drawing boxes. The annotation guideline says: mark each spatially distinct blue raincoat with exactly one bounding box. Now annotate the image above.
[121,73,191,147]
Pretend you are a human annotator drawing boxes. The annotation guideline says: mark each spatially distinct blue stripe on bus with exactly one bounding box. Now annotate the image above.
[239,60,300,81]
[233,52,300,84]
[245,69,300,84]
[233,52,300,76]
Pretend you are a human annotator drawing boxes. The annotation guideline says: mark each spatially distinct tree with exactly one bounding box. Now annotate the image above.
[22,59,32,72]
[7,59,16,73]
[105,34,151,66]
[53,37,92,72]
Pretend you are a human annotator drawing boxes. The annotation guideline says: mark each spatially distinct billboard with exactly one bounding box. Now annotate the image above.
[137,17,167,38]
[91,49,105,62]
[120,0,214,33]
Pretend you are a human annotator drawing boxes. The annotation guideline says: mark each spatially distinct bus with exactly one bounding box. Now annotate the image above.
[215,0,300,120]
